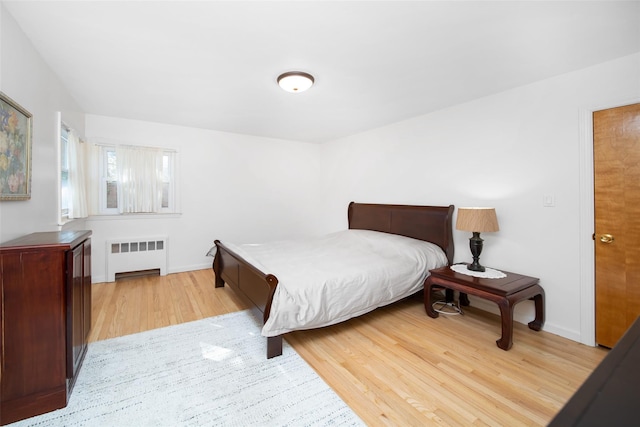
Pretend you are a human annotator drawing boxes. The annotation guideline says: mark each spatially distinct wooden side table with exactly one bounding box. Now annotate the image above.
[424,264,545,350]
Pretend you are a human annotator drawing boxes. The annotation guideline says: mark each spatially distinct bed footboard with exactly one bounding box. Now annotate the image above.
[212,240,283,358]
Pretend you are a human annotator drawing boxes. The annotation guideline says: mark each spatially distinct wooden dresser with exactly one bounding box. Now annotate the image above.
[0,231,92,425]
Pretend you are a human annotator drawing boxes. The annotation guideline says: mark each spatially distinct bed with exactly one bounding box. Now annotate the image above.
[212,202,455,358]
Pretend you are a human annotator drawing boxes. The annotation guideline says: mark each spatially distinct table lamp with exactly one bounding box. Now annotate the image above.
[456,207,499,272]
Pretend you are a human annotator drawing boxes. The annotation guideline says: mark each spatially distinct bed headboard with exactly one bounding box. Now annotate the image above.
[348,202,455,265]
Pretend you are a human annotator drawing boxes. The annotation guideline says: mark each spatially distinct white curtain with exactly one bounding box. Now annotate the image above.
[68,130,89,219]
[86,144,101,216]
[116,145,164,213]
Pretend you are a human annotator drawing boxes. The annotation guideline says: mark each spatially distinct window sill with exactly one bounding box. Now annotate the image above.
[57,216,73,228]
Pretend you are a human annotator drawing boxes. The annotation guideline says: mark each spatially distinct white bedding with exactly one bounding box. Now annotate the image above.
[223,229,448,337]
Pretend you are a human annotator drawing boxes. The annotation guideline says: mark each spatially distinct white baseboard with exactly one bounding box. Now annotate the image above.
[168,263,212,274]
[92,263,212,284]
[466,296,584,345]
[92,274,107,284]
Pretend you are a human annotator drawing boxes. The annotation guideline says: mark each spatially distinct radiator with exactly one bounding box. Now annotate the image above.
[106,236,168,282]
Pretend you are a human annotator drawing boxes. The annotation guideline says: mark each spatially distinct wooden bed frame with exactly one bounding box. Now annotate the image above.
[212,202,455,358]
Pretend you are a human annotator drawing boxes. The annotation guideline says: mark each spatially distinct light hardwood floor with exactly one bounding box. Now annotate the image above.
[90,269,607,426]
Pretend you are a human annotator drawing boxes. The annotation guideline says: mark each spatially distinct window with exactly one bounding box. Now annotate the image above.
[105,148,117,209]
[59,118,88,220]
[60,127,70,218]
[98,145,177,215]
[161,154,171,209]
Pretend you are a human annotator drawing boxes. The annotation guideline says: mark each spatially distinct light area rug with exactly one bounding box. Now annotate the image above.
[10,310,364,427]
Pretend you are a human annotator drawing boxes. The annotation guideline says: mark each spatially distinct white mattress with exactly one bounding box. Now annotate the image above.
[223,229,448,337]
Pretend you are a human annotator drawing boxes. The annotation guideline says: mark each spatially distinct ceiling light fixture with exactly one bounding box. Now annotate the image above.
[277,71,314,93]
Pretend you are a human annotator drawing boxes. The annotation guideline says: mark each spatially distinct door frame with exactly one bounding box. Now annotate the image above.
[579,97,640,346]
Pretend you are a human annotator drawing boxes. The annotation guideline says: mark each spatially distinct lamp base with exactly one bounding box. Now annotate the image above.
[467,262,486,272]
[467,232,486,272]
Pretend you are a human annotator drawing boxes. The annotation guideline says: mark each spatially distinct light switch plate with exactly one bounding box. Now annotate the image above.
[543,194,555,207]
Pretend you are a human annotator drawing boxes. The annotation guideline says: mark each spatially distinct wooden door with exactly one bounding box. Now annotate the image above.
[83,239,92,342]
[0,248,67,424]
[594,103,640,348]
[67,243,86,387]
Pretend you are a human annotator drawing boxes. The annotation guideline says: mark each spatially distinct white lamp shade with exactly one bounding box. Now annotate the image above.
[277,72,314,93]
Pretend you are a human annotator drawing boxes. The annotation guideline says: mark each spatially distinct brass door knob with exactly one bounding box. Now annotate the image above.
[599,234,615,243]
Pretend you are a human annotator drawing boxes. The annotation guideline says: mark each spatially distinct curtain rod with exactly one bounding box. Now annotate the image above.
[61,121,88,144]
[92,141,177,153]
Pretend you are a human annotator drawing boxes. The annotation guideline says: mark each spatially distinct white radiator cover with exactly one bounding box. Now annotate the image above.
[106,236,168,282]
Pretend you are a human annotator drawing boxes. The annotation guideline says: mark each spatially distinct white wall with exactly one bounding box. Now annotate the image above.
[84,115,322,282]
[0,4,86,242]
[318,53,640,344]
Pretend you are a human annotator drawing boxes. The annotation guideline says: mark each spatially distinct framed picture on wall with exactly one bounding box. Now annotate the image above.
[0,92,32,200]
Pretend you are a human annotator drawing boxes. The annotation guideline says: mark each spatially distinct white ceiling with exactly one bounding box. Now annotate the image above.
[3,1,639,143]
